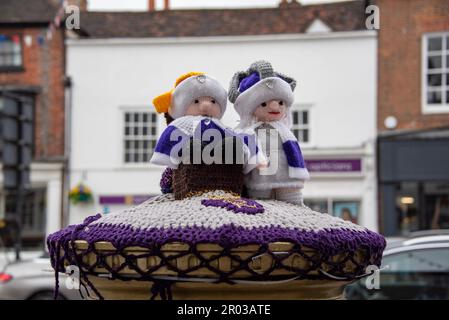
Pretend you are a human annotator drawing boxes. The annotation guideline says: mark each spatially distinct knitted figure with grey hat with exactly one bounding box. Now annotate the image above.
[229,60,310,205]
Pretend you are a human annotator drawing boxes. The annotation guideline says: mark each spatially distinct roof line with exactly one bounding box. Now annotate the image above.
[83,1,353,14]
[0,22,50,27]
[378,125,449,139]
[67,30,377,46]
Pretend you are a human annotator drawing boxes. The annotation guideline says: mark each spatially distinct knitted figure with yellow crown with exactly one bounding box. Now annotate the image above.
[153,72,226,126]
[150,72,266,198]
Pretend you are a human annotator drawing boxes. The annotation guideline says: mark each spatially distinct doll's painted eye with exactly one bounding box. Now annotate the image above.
[279,101,284,106]
[194,99,199,104]
[211,99,216,104]
[261,102,267,107]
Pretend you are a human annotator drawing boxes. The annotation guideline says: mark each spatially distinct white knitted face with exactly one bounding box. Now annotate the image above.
[252,99,287,122]
[184,96,222,118]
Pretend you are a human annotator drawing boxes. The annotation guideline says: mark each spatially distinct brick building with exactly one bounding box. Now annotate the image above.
[377,0,449,235]
[0,0,68,247]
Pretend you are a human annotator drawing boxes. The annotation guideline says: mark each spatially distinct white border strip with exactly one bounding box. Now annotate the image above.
[66,30,377,46]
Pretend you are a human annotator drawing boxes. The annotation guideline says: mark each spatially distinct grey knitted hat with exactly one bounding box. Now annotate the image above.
[228,60,297,127]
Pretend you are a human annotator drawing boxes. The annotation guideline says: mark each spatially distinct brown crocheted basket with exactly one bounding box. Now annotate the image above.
[173,163,243,200]
[172,134,246,199]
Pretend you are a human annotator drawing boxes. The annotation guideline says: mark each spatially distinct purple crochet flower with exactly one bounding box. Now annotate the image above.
[160,168,173,194]
[201,196,264,214]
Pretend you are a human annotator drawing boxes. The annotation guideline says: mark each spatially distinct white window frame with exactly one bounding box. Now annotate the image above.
[0,34,23,68]
[0,191,5,220]
[422,32,449,114]
[290,104,313,147]
[121,107,159,167]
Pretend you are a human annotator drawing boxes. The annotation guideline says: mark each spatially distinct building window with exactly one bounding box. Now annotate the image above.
[304,198,361,224]
[423,32,449,112]
[0,34,22,69]
[0,94,34,190]
[124,111,158,163]
[304,199,328,214]
[291,108,310,143]
[3,188,46,249]
[21,188,46,244]
[333,200,360,224]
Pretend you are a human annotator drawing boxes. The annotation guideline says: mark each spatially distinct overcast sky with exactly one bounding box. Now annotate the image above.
[88,0,349,11]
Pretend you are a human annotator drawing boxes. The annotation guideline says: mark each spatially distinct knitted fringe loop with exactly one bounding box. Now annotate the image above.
[65,243,374,281]
[150,280,173,300]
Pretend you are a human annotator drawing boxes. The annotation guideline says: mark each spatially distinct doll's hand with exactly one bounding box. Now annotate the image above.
[257,161,269,169]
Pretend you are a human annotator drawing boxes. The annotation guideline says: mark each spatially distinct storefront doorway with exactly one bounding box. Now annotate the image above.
[392,181,449,234]
[379,128,449,236]
[2,188,46,248]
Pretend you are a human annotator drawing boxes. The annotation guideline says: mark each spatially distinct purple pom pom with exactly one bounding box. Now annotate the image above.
[160,168,173,194]
[239,72,260,93]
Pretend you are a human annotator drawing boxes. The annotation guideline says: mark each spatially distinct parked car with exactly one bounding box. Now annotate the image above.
[345,230,449,300]
[0,251,82,300]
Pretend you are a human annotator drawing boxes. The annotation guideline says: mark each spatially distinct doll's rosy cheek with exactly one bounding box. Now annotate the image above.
[253,106,268,120]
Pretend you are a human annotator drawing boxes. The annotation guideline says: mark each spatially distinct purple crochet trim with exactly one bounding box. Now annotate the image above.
[47,214,386,299]
[160,167,173,194]
[47,214,104,300]
[48,217,385,265]
[201,197,264,214]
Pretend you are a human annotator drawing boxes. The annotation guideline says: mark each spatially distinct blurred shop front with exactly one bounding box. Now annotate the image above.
[98,194,155,214]
[302,143,378,232]
[379,128,449,236]
[69,192,158,225]
[1,91,63,250]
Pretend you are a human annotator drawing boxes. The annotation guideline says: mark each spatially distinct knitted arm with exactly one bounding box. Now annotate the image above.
[150,124,189,169]
[239,132,268,174]
[282,140,310,180]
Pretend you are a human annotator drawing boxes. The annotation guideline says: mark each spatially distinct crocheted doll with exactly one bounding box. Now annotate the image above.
[229,61,310,205]
[150,72,265,197]
[150,72,229,168]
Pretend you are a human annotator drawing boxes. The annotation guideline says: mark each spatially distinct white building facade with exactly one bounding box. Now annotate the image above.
[67,28,378,230]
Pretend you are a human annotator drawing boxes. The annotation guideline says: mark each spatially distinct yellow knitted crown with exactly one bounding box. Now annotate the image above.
[152,72,205,114]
